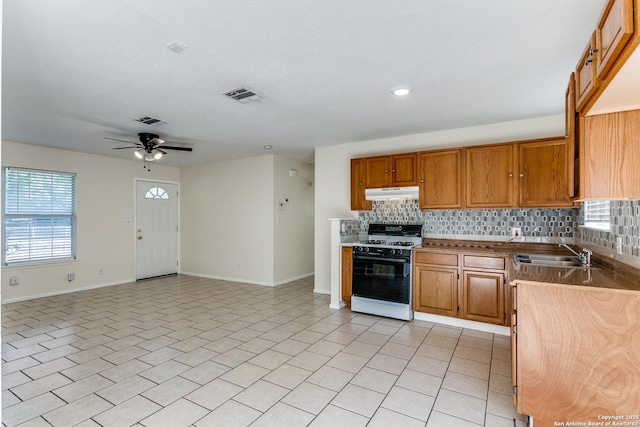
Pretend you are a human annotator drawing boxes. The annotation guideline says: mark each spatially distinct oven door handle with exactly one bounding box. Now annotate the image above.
[352,255,409,264]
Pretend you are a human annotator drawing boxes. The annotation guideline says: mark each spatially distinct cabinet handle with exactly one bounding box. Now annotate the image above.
[585,58,593,66]
[519,173,524,178]
[392,169,396,173]
[359,182,363,186]
[385,169,389,173]
[508,173,513,177]
[589,48,598,55]
[421,179,425,183]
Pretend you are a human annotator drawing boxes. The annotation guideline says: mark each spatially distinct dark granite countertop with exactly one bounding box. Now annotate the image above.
[415,238,640,292]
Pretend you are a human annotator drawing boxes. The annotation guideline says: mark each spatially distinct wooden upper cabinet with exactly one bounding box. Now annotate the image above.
[419,149,463,209]
[391,153,418,186]
[581,109,640,199]
[518,138,572,207]
[350,158,372,210]
[364,156,391,188]
[465,144,515,208]
[594,0,634,80]
[364,153,418,188]
[565,73,579,199]
[576,32,599,110]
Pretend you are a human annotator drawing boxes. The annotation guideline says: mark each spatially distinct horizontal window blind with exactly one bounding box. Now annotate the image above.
[583,200,611,230]
[3,167,76,265]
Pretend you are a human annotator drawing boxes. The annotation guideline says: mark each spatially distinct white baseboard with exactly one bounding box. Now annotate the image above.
[180,272,314,287]
[414,312,510,336]
[2,279,134,304]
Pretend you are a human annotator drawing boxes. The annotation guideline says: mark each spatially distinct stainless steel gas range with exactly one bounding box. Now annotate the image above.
[351,223,422,321]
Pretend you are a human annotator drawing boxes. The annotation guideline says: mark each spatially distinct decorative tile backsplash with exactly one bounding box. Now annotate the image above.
[357,200,578,239]
[343,198,640,263]
[578,200,640,257]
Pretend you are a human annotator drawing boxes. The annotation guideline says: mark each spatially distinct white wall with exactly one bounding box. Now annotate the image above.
[273,156,314,283]
[314,114,566,294]
[1,141,180,301]
[180,154,314,285]
[180,155,275,284]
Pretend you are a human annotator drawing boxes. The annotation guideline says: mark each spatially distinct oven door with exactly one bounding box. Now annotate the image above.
[352,254,411,304]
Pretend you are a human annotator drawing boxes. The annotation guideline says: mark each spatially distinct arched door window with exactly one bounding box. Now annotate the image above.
[145,187,169,200]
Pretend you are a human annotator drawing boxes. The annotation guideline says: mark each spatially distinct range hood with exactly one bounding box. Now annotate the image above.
[365,186,419,201]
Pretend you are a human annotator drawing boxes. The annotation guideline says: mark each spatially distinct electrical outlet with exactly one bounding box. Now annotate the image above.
[9,276,19,286]
[512,227,522,239]
[68,273,75,281]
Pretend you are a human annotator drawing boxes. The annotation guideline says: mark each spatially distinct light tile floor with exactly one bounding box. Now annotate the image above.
[2,275,528,426]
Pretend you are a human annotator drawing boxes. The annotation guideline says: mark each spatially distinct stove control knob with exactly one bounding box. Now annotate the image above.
[390,249,396,255]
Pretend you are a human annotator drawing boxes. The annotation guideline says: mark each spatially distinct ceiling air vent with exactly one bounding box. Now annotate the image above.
[224,88,261,103]
[133,116,167,126]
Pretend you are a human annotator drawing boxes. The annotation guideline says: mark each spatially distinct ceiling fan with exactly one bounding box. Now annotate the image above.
[105,132,193,163]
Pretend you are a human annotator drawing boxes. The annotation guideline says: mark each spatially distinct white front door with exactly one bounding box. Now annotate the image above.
[135,180,179,280]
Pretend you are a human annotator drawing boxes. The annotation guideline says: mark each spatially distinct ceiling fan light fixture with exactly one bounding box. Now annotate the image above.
[153,150,163,160]
[144,152,155,162]
[134,149,144,159]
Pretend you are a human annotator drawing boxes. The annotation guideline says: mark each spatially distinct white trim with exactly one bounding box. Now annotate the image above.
[180,272,314,287]
[413,312,510,336]
[134,178,180,280]
[1,279,134,304]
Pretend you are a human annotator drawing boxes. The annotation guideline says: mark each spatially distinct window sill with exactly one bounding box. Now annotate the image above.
[579,224,612,232]
[2,259,79,270]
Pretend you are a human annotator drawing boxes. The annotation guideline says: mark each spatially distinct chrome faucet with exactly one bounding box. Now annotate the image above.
[559,244,592,267]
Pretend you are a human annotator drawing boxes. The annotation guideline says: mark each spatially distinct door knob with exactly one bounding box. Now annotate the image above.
[137,236,143,240]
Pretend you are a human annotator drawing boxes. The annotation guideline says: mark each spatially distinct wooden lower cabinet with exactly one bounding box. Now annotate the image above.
[511,281,640,424]
[414,265,459,317]
[341,246,352,308]
[414,251,508,326]
[462,271,505,325]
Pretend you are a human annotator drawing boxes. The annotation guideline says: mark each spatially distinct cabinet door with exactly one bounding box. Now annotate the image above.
[575,32,599,110]
[595,0,634,80]
[465,144,515,208]
[414,265,459,317]
[341,246,353,308]
[582,109,640,199]
[462,270,505,325]
[391,153,418,186]
[365,156,391,188]
[419,149,463,209]
[350,159,372,210]
[518,138,572,207]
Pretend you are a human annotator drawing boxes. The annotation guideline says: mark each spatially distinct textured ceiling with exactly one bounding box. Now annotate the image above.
[2,0,607,166]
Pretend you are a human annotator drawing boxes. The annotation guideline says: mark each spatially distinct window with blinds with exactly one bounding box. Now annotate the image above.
[583,200,611,231]
[2,167,77,265]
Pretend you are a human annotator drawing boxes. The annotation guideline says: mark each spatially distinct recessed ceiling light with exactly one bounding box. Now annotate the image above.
[392,86,412,96]
[264,145,272,150]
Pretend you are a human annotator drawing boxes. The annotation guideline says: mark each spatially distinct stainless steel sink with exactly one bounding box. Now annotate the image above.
[513,253,602,269]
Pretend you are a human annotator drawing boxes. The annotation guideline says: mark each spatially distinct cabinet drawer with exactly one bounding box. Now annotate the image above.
[463,255,505,270]
[415,252,458,266]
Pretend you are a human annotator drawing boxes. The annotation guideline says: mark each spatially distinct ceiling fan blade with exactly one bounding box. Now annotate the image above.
[104,137,138,145]
[112,146,138,150]
[156,148,167,155]
[162,146,193,152]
